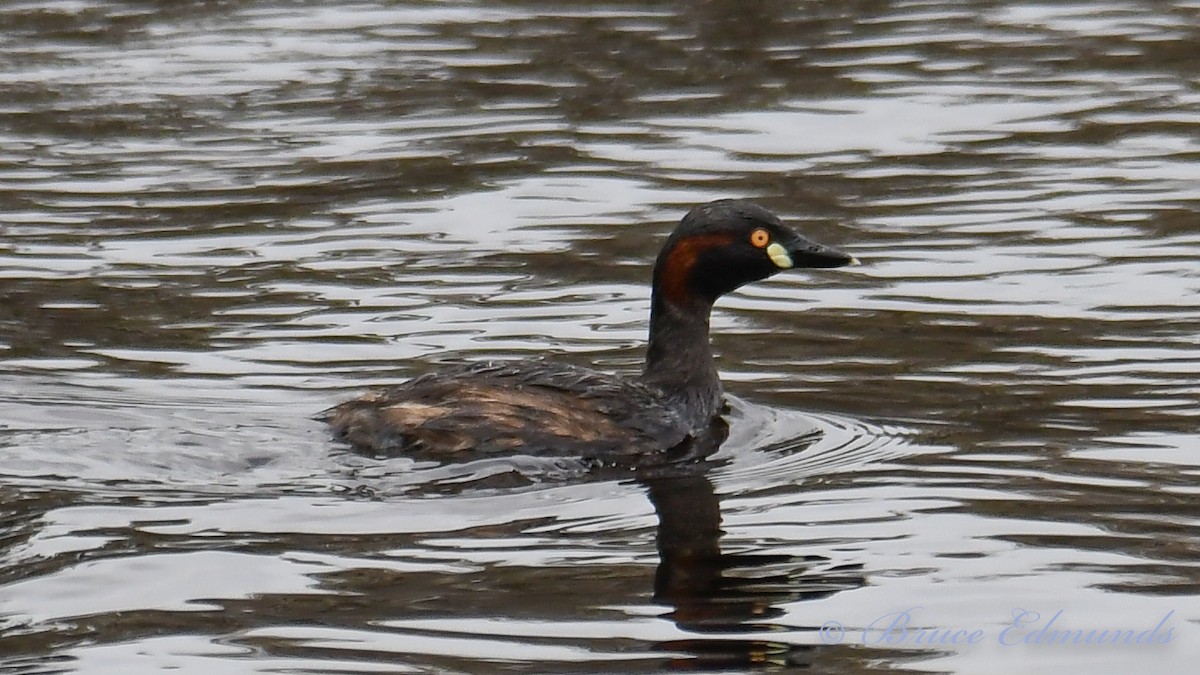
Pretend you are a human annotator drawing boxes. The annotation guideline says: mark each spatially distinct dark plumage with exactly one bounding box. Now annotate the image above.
[322,199,856,462]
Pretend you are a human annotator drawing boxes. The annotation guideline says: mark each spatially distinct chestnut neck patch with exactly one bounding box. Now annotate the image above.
[654,233,735,308]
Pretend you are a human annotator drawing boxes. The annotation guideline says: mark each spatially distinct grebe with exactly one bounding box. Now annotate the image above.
[323,199,856,462]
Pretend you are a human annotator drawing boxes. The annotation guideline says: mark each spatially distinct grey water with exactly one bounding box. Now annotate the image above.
[1,1,1198,673]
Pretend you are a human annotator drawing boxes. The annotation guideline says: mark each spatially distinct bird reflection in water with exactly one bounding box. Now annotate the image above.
[639,425,866,670]
[334,422,869,670]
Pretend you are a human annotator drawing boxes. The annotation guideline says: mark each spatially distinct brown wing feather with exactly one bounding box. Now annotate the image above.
[323,360,692,458]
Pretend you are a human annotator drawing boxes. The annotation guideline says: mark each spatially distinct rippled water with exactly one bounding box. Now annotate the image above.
[2,1,1198,673]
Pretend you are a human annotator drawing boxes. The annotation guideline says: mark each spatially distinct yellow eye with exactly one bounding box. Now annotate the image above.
[750,228,770,248]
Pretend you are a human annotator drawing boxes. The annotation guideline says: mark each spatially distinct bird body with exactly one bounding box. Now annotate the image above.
[323,199,856,462]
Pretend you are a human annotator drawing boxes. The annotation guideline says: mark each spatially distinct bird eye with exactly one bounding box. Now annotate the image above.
[750,228,770,248]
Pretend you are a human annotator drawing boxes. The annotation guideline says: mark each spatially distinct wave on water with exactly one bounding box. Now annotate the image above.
[0,379,939,500]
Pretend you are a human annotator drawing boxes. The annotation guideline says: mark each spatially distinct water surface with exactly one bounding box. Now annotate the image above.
[2,1,1198,673]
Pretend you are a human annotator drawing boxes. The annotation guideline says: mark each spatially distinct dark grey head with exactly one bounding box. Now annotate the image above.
[653,199,857,307]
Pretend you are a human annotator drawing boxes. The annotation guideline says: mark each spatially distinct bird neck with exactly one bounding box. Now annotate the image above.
[641,293,723,426]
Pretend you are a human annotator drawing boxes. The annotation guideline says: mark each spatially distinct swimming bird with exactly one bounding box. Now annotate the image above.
[323,199,856,463]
